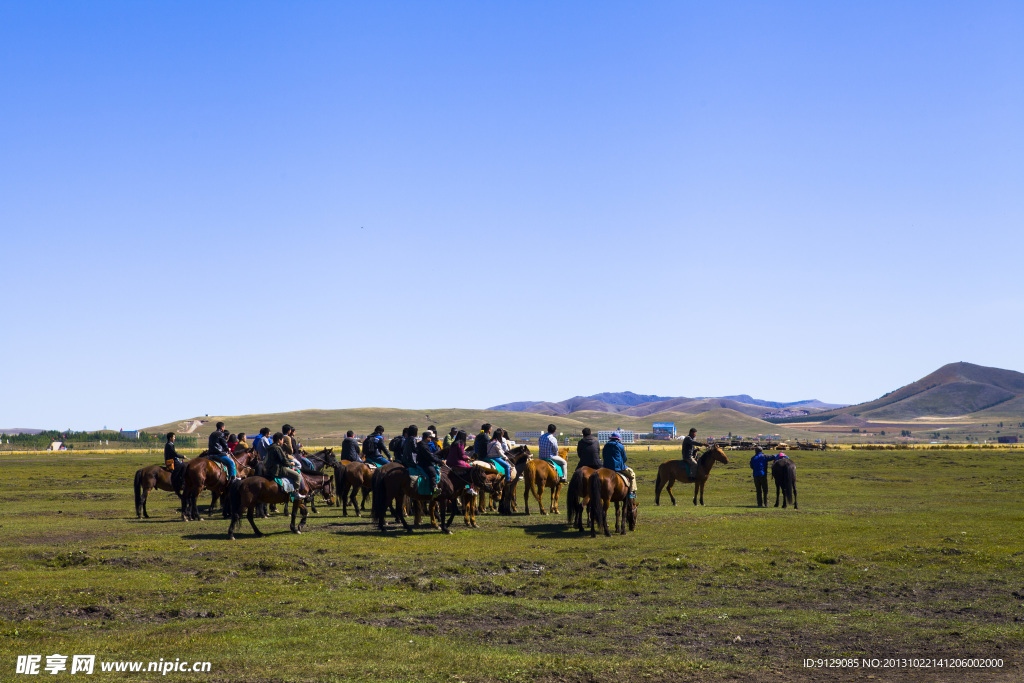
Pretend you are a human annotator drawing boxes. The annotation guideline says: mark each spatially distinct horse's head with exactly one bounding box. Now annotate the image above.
[318,447,339,468]
[321,475,335,505]
[509,445,532,465]
[703,445,729,466]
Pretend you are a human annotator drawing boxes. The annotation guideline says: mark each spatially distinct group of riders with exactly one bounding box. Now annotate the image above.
[158,420,675,504]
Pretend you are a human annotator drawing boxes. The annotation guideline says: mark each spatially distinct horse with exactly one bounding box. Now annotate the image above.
[280,472,336,516]
[297,447,339,474]
[522,457,564,515]
[496,445,533,515]
[772,457,798,509]
[181,451,257,521]
[440,465,503,528]
[133,464,181,519]
[587,468,639,537]
[654,445,729,506]
[370,464,458,534]
[333,460,376,516]
[227,476,310,540]
[566,466,599,532]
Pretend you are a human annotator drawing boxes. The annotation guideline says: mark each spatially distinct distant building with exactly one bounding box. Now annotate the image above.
[652,422,676,439]
[119,430,140,439]
[514,431,543,441]
[598,430,636,444]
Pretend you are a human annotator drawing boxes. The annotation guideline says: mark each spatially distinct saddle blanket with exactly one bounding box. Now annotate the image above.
[540,458,564,479]
[275,477,295,493]
[615,471,631,490]
[471,460,497,473]
[406,466,435,496]
[486,459,516,479]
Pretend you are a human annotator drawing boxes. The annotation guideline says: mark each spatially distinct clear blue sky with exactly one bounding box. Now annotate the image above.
[2,1,1022,430]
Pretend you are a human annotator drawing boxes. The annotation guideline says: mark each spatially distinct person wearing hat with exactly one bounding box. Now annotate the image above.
[749,446,780,507]
[681,428,702,479]
[602,432,636,498]
[416,429,445,496]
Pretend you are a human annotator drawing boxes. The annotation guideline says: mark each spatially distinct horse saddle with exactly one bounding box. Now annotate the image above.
[616,471,630,489]
[212,461,229,476]
[274,477,296,494]
[406,465,435,496]
[541,458,564,479]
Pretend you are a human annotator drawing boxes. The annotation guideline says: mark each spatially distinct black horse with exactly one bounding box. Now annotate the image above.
[771,457,798,509]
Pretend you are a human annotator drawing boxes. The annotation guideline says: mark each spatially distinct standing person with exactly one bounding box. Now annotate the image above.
[538,424,568,483]
[474,423,492,458]
[341,430,362,462]
[575,427,601,470]
[207,422,239,479]
[264,432,305,501]
[253,428,272,461]
[164,432,185,471]
[682,428,703,479]
[362,426,391,466]
[443,427,459,450]
[749,446,779,507]
[602,432,636,499]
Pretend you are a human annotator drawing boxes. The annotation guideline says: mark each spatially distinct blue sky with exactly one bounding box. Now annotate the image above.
[2,1,1022,430]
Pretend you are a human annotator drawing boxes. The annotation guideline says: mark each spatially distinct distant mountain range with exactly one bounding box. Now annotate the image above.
[488,392,847,419]
[0,428,45,435]
[785,362,1024,422]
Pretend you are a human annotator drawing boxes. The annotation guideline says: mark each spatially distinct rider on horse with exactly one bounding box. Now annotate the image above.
[208,422,240,480]
[445,430,477,496]
[682,428,702,479]
[442,427,458,450]
[602,432,637,499]
[474,423,492,458]
[340,430,362,462]
[416,430,446,496]
[264,432,306,501]
[486,428,515,476]
[575,427,601,470]
[538,423,568,483]
[164,432,185,471]
[361,426,391,467]
[253,427,272,461]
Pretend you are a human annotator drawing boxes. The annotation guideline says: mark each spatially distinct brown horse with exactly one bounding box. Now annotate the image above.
[587,468,639,537]
[496,445,533,515]
[370,464,458,534]
[654,445,729,506]
[566,466,599,532]
[227,476,309,540]
[772,457,798,509]
[440,465,504,528]
[280,473,336,516]
[181,451,256,521]
[133,464,181,518]
[334,460,375,516]
[522,458,564,515]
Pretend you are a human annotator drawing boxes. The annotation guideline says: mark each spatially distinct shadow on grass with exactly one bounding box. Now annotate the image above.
[520,522,577,539]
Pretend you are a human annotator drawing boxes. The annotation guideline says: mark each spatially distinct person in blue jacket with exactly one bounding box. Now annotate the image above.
[602,432,636,499]
[749,446,780,507]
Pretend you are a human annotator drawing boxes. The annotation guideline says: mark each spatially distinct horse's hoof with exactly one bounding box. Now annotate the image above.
[444,530,453,535]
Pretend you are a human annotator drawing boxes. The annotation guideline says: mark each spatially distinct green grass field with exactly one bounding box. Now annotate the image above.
[1,447,1021,682]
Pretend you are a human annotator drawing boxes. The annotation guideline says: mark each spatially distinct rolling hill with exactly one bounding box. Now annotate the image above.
[488,392,845,418]
[778,362,1024,422]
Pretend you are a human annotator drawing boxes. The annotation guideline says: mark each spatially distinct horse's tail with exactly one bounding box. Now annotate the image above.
[370,466,390,528]
[654,469,662,505]
[782,462,794,505]
[567,468,583,525]
[133,469,144,514]
[588,472,604,533]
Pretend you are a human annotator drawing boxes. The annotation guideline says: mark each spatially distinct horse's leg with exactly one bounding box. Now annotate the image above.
[699,481,705,506]
[774,481,781,508]
[552,482,561,515]
[792,479,798,510]
[603,499,611,537]
[442,496,454,535]
[667,476,677,506]
[248,505,263,537]
[396,491,413,533]
[140,484,150,519]
[693,481,699,506]
[297,501,308,532]
[429,500,440,529]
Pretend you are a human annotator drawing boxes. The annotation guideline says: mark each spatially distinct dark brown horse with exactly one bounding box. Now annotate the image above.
[772,457,798,509]
[654,445,729,506]
[133,464,181,518]
[280,473,336,516]
[439,465,503,528]
[496,445,533,515]
[587,468,639,537]
[227,476,309,540]
[333,460,375,516]
[181,451,256,521]
[566,466,599,532]
[370,464,458,534]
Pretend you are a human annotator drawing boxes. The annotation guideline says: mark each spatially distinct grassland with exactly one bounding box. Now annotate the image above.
[1,447,1022,682]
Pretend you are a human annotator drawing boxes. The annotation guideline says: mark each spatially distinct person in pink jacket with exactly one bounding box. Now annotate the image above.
[446,431,473,470]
